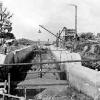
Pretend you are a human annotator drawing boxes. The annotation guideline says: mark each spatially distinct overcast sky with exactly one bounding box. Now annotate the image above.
[2,0,100,41]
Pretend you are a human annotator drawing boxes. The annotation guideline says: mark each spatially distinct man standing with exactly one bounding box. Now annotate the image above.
[3,43,7,55]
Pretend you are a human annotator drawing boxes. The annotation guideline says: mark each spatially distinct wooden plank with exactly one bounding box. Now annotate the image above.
[16,79,68,89]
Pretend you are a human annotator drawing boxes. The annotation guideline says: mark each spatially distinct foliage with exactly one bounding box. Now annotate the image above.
[0,3,15,39]
[80,32,95,40]
[0,32,15,39]
[17,38,37,45]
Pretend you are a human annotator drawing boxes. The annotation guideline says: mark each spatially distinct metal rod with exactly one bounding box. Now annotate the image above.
[18,83,68,87]
[0,59,100,66]
[19,70,63,74]
[30,49,71,51]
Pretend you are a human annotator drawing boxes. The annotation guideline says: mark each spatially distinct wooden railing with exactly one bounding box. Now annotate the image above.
[0,93,25,100]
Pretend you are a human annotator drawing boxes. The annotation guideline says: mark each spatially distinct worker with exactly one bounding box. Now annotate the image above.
[3,43,7,55]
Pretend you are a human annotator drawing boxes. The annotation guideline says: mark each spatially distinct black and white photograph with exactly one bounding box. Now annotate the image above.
[0,0,99,100]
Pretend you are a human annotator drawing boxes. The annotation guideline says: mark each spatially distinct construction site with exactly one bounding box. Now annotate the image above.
[0,1,100,100]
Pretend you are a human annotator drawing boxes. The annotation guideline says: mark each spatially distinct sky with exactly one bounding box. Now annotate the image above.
[2,0,100,41]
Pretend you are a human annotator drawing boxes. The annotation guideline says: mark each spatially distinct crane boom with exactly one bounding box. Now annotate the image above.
[39,25,64,42]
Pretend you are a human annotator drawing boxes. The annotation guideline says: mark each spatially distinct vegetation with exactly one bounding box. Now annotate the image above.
[0,3,15,39]
[79,32,95,40]
[0,32,15,39]
[17,38,37,45]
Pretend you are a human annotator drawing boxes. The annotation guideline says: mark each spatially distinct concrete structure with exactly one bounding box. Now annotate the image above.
[50,45,100,100]
[1,44,100,99]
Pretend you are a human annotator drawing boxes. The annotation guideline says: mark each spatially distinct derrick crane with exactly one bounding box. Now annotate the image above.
[39,25,65,47]
[39,25,78,50]
[57,27,76,49]
[56,27,67,47]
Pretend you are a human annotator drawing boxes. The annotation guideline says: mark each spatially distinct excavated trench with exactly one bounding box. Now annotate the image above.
[14,47,93,100]
[0,45,94,100]
[9,48,62,99]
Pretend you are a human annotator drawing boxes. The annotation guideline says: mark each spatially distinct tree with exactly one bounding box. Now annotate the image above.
[85,32,94,40]
[80,32,94,40]
[80,33,86,39]
[0,32,15,39]
[0,2,15,40]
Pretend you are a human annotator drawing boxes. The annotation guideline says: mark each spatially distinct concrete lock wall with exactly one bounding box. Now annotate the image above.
[50,46,100,100]
[0,45,37,84]
[0,45,35,80]
[4,45,35,64]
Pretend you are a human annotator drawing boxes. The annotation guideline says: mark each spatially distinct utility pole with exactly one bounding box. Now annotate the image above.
[69,4,78,51]
[69,4,77,39]
[75,5,77,40]
[74,5,78,50]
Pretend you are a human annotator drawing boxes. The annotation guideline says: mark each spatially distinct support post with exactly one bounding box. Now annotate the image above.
[2,93,4,100]
[39,48,42,78]
[24,88,26,100]
[8,73,10,94]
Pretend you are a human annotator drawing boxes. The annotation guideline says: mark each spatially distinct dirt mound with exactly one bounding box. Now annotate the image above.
[17,38,37,45]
